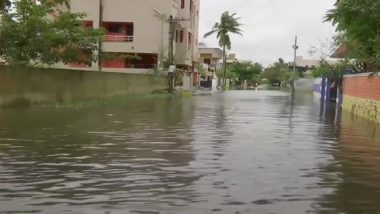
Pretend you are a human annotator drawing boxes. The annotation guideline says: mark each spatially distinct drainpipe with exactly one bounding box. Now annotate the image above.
[97,0,103,71]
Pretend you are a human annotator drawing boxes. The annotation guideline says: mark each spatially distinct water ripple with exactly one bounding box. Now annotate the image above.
[0,91,380,213]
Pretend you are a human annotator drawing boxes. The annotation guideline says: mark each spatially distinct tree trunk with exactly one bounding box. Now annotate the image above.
[222,45,226,89]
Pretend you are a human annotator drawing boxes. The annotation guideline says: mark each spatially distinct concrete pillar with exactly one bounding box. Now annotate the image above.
[183,74,193,91]
[211,77,218,92]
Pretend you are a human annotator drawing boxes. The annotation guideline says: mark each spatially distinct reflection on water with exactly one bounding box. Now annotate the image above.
[0,91,380,213]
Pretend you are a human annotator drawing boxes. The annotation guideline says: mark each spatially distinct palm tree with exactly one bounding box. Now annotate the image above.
[204,11,242,88]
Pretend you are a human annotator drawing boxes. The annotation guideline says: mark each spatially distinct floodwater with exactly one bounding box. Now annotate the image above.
[1,91,380,214]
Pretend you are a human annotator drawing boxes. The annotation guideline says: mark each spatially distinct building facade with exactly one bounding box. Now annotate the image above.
[55,0,200,73]
[198,47,223,73]
[197,47,223,89]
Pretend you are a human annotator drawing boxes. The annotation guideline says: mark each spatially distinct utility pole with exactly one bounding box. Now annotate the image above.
[168,16,190,93]
[167,16,177,93]
[168,16,176,65]
[153,10,190,93]
[291,36,298,97]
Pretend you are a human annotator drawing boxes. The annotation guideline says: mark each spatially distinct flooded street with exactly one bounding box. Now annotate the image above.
[1,91,380,213]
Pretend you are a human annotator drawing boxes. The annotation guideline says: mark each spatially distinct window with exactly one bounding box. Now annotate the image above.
[181,0,185,9]
[175,30,179,43]
[180,30,184,43]
[190,0,193,12]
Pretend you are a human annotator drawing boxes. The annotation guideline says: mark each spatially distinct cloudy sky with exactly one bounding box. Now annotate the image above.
[199,0,337,65]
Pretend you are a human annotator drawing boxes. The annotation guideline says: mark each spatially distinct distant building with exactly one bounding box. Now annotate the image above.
[53,0,200,73]
[198,47,223,72]
[196,47,222,88]
[226,53,238,64]
[294,56,339,73]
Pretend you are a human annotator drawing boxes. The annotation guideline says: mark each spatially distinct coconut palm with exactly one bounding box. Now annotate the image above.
[204,11,242,88]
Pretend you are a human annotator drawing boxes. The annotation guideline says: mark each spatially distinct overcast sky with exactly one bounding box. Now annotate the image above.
[199,0,337,65]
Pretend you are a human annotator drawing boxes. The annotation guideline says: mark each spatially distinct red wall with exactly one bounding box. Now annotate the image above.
[102,60,125,68]
[344,74,380,100]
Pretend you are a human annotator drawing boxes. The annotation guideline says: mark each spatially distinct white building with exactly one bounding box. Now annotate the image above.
[198,47,223,72]
[54,0,200,73]
[295,56,339,69]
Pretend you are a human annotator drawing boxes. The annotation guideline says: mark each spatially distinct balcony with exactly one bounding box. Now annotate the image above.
[104,34,134,42]
[102,22,134,43]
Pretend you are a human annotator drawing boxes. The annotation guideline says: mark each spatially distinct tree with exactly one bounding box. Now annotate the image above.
[0,0,104,65]
[228,61,262,86]
[216,68,237,84]
[262,58,292,85]
[0,0,11,13]
[0,0,71,12]
[312,59,350,80]
[204,11,242,88]
[325,0,380,76]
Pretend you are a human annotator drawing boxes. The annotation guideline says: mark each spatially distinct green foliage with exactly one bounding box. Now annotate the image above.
[203,11,242,50]
[311,67,324,78]
[279,67,294,84]
[0,0,104,65]
[262,58,292,85]
[102,53,142,61]
[228,61,262,85]
[0,0,11,13]
[325,0,380,75]
[313,59,350,80]
[217,68,236,80]
[196,63,207,77]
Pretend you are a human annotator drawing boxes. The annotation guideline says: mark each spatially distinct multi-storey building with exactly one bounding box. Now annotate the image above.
[55,0,200,73]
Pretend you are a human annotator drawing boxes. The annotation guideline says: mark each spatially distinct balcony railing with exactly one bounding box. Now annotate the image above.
[104,35,134,42]
[129,64,156,69]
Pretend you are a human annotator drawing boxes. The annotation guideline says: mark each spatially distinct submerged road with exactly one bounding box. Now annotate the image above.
[1,91,380,213]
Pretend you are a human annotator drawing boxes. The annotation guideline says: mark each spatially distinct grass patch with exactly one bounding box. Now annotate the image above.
[179,91,193,98]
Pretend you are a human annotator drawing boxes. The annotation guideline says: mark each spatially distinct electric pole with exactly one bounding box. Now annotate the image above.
[167,16,190,93]
[291,36,298,97]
